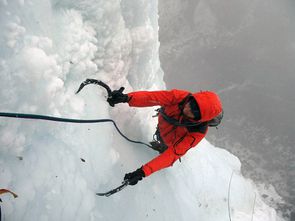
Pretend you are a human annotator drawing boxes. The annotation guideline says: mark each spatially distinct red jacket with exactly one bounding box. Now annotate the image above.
[128,89,222,177]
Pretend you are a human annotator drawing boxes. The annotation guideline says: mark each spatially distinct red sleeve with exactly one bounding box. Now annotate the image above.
[127,89,189,107]
[142,132,206,176]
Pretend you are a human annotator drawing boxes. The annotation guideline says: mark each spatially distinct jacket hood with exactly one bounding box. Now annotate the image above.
[192,91,222,122]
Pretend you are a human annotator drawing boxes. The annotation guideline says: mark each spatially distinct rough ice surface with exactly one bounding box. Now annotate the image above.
[0,0,284,221]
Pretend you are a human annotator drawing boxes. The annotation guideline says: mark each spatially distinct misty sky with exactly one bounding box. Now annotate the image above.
[158,0,295,218]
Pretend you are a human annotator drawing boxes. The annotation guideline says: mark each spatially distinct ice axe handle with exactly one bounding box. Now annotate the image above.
[96,177,140,197]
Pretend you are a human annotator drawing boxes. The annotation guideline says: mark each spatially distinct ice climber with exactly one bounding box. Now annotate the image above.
[107,88,223,185]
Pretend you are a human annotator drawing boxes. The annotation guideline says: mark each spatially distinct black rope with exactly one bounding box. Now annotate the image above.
[0,112,152,148]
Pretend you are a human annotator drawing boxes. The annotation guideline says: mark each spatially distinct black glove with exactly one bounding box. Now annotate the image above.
[107,87,129,107]
[124,167,145,186]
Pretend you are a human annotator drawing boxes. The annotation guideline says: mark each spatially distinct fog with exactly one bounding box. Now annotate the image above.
[159,0,295,218]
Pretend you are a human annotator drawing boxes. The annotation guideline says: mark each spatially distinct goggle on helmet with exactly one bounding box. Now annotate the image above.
[207,110,224,127]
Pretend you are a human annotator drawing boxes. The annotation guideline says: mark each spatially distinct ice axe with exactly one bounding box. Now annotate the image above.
[76,79,126,107]
[96,177,141,197]
[76,79,113,96]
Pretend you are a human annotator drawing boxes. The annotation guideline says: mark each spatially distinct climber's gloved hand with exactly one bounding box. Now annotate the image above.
[107,87,129,107]
[124,167,145,186]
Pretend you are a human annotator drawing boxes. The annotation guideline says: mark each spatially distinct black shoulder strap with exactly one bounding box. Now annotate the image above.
[157,94,209,134]
[158,108,201,127]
